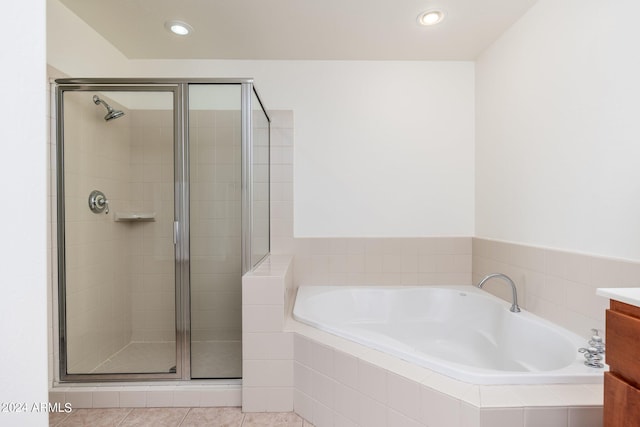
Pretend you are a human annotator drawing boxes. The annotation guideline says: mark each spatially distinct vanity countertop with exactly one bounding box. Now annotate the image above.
[596,288,640,308]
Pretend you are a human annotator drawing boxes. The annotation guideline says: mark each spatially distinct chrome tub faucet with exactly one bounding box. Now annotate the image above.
[476,273,521,313]
[578,329,605,368]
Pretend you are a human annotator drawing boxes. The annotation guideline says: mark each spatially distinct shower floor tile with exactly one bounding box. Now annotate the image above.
[92,342,176,374]
[191,340,242,378]
[91,341,241,377]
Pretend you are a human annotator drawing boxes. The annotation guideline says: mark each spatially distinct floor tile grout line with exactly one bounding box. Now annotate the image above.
[175,407,190,426]
[115,408,134,427]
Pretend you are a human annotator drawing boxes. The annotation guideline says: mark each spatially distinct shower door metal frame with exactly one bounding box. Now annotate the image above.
[56,82,187,381]
[241,83,271,272]
[55,78,270,382]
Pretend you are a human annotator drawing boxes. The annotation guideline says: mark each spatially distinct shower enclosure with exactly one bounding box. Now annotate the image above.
[55,79,270,381]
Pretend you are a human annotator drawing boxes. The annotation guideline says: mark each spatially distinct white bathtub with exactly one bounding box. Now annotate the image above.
[292,285,606,385]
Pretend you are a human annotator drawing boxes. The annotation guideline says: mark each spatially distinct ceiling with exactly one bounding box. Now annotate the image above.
[58,0,538,61]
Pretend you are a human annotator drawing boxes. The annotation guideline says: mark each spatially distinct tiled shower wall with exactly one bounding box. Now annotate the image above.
[189,109,243,343]
[128,109,175,342]
[60,92,133,373]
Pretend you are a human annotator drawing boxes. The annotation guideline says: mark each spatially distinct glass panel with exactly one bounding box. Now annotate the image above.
[62,90,176,375]
[252,91,270,267]
[188,84,242,378]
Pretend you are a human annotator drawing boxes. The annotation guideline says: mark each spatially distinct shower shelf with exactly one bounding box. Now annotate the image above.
[114,212,156,222]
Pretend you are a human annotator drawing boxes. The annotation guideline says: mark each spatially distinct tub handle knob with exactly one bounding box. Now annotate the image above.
[578,347,605,368]
[588,329,605,354]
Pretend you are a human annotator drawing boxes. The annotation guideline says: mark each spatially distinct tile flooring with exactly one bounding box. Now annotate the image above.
[49,407,315,427]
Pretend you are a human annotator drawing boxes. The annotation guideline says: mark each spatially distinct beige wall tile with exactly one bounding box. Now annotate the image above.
[357,360,387,403]
[568,406,603,427]
[243,332,293,360]
[293,390,314,423]
[387,373,421,421]
[294,362,313,396]
[333,350,359,390]
[311,343,334,378]
[91,391,120,408]
[524,407,568,427]
[118,391,147,408]
[472,237,626,337]
[145,390,174,407]
[311,371,336,409]
[173,390,202,407]
[358,394,386,427]
[243,359,294,388]
[460,403,481,427]
[243,305,285,333]
[333,383,360,423]
[419,387,461,427]
[479,408,524,427]
[199,389,242,407]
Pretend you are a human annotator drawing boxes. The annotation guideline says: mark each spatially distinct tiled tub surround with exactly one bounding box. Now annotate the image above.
[240,253,604,427]
[292,237,472,287]
[472,237,640,339]
[240,234,475,411]
[244,110,607,425]
[290,321,603,427]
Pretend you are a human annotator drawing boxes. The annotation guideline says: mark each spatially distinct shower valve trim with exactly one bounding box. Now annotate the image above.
[88,190,109,214]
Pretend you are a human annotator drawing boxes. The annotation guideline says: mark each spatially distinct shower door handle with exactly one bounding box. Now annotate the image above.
[174,221,179,245]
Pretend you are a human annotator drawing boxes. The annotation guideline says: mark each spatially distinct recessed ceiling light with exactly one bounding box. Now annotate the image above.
[164,20,193,36]
[417,10,445,26]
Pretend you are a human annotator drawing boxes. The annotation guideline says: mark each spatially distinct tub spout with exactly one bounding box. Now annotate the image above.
[476,273,521,313]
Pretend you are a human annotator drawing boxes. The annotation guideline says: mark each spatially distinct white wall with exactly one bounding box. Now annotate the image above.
[476,0,640,261]
[48,0,476,238]
[1,0,48,425]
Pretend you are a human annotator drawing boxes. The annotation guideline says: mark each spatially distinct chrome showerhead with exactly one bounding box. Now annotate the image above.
[104,109,125,121]
[92,95,125,121]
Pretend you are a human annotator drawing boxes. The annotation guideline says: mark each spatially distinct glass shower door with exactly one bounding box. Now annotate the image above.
[188,84,243,378]
[59,88,179,378]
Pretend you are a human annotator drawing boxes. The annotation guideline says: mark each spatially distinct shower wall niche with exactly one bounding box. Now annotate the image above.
[56,80,270,382]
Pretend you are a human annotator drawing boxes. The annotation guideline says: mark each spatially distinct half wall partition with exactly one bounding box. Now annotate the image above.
[55,79,270,381]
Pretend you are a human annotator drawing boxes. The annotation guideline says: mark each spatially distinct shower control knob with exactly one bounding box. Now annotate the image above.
[88,190,109,214]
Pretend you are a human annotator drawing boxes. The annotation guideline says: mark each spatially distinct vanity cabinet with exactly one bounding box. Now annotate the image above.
[604,300,640,426]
